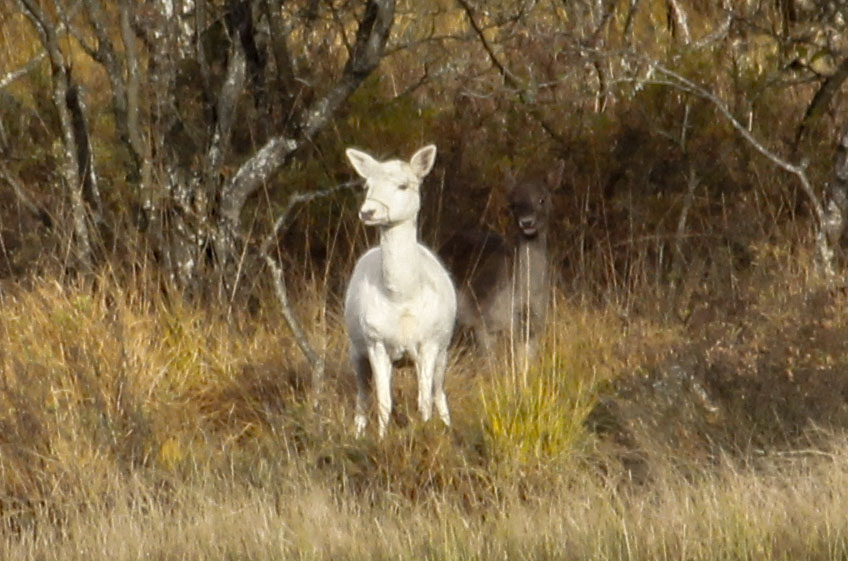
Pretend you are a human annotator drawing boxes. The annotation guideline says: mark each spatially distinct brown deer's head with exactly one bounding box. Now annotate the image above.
[507,161,562,240]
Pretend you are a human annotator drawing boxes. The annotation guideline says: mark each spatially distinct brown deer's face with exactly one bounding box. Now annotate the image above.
[508,179,552,239]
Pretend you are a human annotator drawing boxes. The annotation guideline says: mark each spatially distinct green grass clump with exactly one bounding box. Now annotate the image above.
[480,302,634,471]
[482,348,602,469]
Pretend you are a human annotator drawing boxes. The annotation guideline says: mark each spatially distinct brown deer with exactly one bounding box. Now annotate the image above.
[441,165,561,360]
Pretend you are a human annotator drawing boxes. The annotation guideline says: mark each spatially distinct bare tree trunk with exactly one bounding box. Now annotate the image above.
[66,84,103,223]
[15,0,396,298]
[82,0,148,189]
[821,126,848,279]
[19,0,93,272]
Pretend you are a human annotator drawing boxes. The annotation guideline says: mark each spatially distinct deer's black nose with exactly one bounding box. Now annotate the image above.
[519,216,536,229]
[359,208,376,222]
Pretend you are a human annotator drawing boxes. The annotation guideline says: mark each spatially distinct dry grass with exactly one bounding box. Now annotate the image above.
[1,253,848,559]
[3,436,848,560]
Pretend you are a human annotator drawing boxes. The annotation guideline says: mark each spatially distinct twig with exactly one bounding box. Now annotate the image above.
[455,0,522,88]
[0,0,82,91]
[260,181,359,400]
[0,161,43,218]
[0,51,47,90]
[456,0,568,143]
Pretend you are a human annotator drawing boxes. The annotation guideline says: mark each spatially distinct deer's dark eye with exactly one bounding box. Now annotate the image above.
[398,183,409,191]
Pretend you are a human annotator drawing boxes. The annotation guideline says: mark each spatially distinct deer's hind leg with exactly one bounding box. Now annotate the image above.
[433,347,451,427]
[415,345,436,423]
[352,351,372,438]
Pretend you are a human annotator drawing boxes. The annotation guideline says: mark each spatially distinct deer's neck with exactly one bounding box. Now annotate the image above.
[515,233,548,295]
[379,219,421,298]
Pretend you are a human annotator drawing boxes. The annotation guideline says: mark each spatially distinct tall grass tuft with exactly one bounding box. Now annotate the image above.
[482,349,597,470]
[481,298,625,471]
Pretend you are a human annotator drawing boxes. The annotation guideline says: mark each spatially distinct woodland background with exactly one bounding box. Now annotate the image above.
[3,0,848,559]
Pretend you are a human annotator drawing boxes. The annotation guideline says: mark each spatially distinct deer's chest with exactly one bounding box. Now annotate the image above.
[345,246,456,361]
[359,287,433,359]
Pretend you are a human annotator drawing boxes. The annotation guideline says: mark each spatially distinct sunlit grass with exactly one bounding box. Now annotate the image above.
[480,302,622,470]
[1,263,848,559]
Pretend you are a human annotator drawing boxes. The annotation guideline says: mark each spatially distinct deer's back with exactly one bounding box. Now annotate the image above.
[440,230,514,330]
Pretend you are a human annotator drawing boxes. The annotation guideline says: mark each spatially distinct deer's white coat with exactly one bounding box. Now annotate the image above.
[344,145,456,438]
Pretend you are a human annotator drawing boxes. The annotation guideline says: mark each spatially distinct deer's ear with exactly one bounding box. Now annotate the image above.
[409,144,437,179]
[503,168,518,199]
[346,148,380,179]
[546,160,565,190]
[503,168,517,187]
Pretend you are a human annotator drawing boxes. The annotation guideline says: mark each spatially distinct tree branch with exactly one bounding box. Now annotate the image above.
[455,0,521,88]
[795,55,848,146]
[0,51,47,90]
[0,161,48,222]
[218,0,395,237]
[204,37,246,196]
[260,180,359,397]
[1,1,82,90]
[636,63,818,213]
[457,0,568,142]
[624,56,834,278]
[82,0,136,163]
[668,0,691,43]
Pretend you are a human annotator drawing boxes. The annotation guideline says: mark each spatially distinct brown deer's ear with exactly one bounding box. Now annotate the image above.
[503,168,517,194]
[546,160,565,191]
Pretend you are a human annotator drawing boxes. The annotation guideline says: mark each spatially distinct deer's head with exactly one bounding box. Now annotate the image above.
[345,145,437,227]
[507,162,562,239]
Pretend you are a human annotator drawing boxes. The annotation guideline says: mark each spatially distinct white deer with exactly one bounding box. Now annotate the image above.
[343,145,457,438]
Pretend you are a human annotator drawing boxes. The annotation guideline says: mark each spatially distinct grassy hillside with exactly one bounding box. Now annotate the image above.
[1,240,848,559]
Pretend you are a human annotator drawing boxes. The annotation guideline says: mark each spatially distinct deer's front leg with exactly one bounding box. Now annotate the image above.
[415,345,437,422]
[367,342,393,438]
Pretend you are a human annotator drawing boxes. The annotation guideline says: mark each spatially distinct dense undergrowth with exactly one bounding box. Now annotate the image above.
[2,238,848,559]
